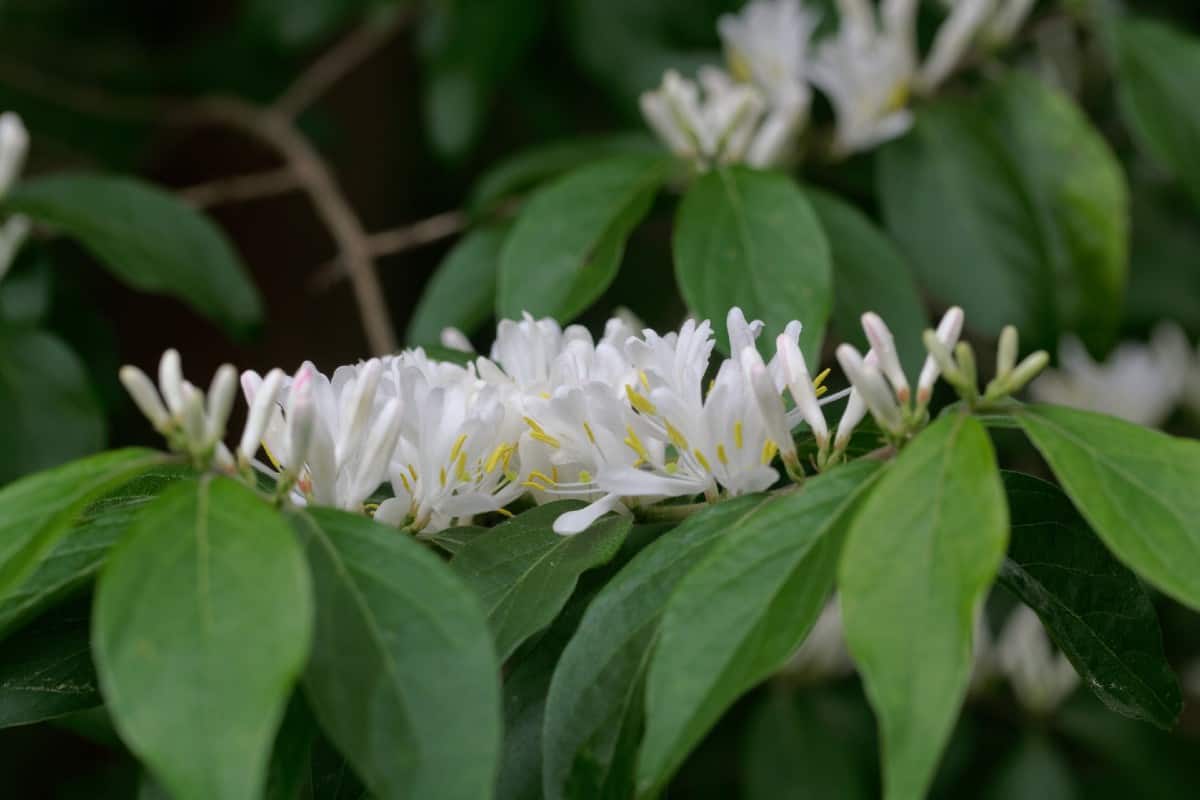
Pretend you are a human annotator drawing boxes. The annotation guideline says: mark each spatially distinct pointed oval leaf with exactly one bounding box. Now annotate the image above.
[93,476,313,800]
[0,608,98,728]
[674,167,832,361]
[0,328,105,484]
[840,414,1008,800]
[6,175,263,337]
[497,154,669,321]
[542,494,770,800]
[638,461,880,794]
[407,224,507,346]
[1017,404,1200,611]
[999,471,1180,728]
[806,188,927,376]
[292,508,500,800]
[452,500,631,661]
[0,464,189,639]
[0,448,164,602]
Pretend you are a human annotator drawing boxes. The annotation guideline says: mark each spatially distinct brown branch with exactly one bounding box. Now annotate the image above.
[308,209,470,291]
[179,167,303,208]
[273,10,409,121]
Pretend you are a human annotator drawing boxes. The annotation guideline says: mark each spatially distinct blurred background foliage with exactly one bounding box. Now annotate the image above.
[2,0,1200,797]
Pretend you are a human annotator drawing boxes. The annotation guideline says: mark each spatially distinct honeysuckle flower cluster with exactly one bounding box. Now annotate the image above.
[121,304,1048,537]
[0,112,30,282]
[1031,322,1197,429]
[640,0,1038,166]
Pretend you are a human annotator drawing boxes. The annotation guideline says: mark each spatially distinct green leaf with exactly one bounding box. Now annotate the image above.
[979,72,1128,353]
[741,688,875,800]
[983,733,1078,800]
[0,465,189,639]
[427,524,488,556]
[637,461,880,794]
[1017,404,1200,611]
[6,175,263,337]
[469,133,658,215]
[0,327,105,484]
[407,225,507,346]
[541,493,770,800]
[877,100,1054,342]
[292,507,500,800]
[0,608,98,728]
[840,414,1007,800]
[998,471,1180,728]
[93,476,313,800]
[452,501,631,661]
[674,167,832,361]
[0,448,162,602]
[806,188,927,376]
[497,154,669,322]
[1116,18,1200,208]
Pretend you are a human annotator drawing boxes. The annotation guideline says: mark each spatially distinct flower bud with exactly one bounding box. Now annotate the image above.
[439,327,475,354]
[955,341,978,396]
[158,349,186,416]
[741,346,797,465]
[836,345,904,435]
[861,312,910,403]
[0,112,29,197]
[834,389,867,453]
[917,307,964,403]
[205,364,237,442]
[996,325,1018,379]
[287,365,317,471]
[1005,350,1050,395]
[777,333,828,449]
[239,369,285,464]
[119,365,171,431]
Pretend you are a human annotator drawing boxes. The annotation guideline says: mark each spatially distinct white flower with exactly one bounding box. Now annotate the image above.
[717,0,819,112]
[919,0,1037,93]
[0,215,31,284]
[994,605,1078,715]
[0,112,30,282]
[120,349,237,469]
[1029,323,1191,428]
[916,307,965,404]
[809,0,918,156]
[240,359,404,511]
[640,68,799,169]
[377,364,523,533]
[439,326,475,353]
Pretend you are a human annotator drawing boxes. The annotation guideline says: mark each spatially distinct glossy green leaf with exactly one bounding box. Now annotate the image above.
[979,72,1128,352]
[840,414,1007,800]
[998,471,1180,728]
[1018,404,1200,611]
[0,448,162,603]
[638,461,880,794]
[674,167,832,362]
[0,608,98,727]
[807,188,927,376]
[6,175,262,337]
[93,476,312,800]
[0,327,106,484]
[1116,18,1200,208]
[469,133,658,215]
[497,154,670,321]
[0,464,188,639]
[542,493,769,800]
[292,508,500,800]
[452,501,630,661]
[741,688,875,800]
[407,225,507,346]
[877,100,1053,341]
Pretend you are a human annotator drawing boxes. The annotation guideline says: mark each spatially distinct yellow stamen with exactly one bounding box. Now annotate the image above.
[694,449,713,472]
[539,392,550,399]
[399,473,412,494]
[624,425,651,462]
[578,469,592,483]
[496,508,514,518]
[528,470,557,486]
[761,440,779,465]
[733,420,744,449]
[813,367,831,390]
[551,466,560,483]
[439,466,447,487]
[408,464,418,482]
[531,431,561,448]
[625,385,658,415]
[582,421,597,444]
[665,421,689,451]
[665,461,678,474]
[815,385,828,398]
[716,444,729,465]
[523,416,547,435]
[261,440,282,471]
[502,446,515,472]
[639,370,651,391]
[485,443,508,473]
[455,452,469,482]
[522,480,549,491]
[449,433,468,463]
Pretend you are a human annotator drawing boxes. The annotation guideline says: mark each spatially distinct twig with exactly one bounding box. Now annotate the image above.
[309,209,470,291]
[274,11,409,121]
[179,167,303,208]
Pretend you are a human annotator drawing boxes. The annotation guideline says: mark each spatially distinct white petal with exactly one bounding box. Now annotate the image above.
[552,493,628,535]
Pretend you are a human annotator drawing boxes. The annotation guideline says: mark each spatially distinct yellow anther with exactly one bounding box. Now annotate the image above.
[539,392,551,399]
[733,420,744,449]
[528,470,557,486]
[439,466,447,487]
[624,425,651,462]
[455,452,469,483]
[625,385,658,415]
[716,444,729,465]
[728,48,752,82]
[262,440,282,471]
[578,469,592,483]
[694,449,713,472]
[523,416,547,435]
[496,508,514,518]
[582,421,597,444]
[521,480,549,491]
[665,461,678,474]
[665,421,689,451]
[813,367,831,390]
[761,440,779,465]
[399,473,412,494]
[552,465,560,483]
[531,431,562,448]
[449,433,468,463]
[639,370,651,391]
[886,80,910,113]
[485,443,508,473]
[408,464,418,482]
[502,446,515,471]
[815,385,828,398]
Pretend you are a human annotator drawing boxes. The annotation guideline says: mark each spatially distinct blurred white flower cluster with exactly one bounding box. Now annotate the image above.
[122,304,1024,537]
[1031,322,1200,429]
[640,0,1037,167]
[0,111,30,282]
